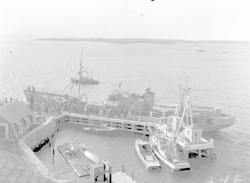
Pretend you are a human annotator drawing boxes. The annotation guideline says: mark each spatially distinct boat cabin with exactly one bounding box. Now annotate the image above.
[104,88,155,113]
[183,124,203,144]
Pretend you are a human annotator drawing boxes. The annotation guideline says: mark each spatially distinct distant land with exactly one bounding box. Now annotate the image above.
[36,38,250,44]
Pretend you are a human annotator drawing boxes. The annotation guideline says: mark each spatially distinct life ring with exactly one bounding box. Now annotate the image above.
[131,106,135,110]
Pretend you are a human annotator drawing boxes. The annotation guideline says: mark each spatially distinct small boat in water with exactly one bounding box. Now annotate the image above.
[83,124,118,135]
[71,65,99,85]
[135,139,161,170]
[71,77,99,85]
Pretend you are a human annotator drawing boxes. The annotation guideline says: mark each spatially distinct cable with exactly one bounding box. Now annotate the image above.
[60,73,79,95]
[155,84,182,102]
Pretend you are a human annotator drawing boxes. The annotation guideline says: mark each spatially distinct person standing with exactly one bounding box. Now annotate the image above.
[50,135,55,156]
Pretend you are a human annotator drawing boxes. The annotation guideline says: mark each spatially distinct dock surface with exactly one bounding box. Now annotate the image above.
[57,144,93,177]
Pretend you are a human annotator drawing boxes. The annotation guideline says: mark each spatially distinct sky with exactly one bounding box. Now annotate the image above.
[0,0,250,41]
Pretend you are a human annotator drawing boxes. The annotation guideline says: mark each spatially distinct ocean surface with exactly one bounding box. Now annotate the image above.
[0,39,250,182]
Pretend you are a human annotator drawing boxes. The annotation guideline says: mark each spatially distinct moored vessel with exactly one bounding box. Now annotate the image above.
[71,77,99,85]
[155,96,216,162]
[71,66,99,85]
[134,139,161,170]
[148,134,190,172]
[83,124,118,135]
[103,83,235,132]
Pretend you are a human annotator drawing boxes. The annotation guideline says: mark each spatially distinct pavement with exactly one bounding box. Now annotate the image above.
[0,141,55,183]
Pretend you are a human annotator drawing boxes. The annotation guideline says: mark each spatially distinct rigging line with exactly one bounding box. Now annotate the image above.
[155,84,182,102]
[60,73,79,95]
[60,82,73,95]
[68,82,75,97]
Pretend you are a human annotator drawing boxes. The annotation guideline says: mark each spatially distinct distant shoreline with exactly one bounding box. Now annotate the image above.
[36,38,250,44]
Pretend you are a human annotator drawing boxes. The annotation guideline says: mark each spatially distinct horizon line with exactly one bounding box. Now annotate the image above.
[36,37,250,43]
[1,35,249,43]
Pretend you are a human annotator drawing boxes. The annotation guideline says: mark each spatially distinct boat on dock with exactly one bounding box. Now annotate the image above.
[135,139,161,170]
[57,142,100,177]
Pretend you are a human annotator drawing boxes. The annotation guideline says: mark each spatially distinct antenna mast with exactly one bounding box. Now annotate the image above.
[77,48,83,111]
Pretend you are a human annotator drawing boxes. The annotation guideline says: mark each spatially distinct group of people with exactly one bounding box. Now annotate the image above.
[49,134,55,156]
[26,85,36,92]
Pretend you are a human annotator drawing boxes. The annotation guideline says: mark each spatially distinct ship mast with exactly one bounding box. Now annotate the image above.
[77,48,83,111]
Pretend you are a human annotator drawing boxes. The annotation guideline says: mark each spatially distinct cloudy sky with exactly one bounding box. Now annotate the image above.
[0,0,249,40]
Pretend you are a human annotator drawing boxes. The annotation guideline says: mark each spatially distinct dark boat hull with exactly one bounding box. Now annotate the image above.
[71,78,99,85]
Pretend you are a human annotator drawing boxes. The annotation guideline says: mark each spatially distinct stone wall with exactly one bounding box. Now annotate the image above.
[18,114,70,183]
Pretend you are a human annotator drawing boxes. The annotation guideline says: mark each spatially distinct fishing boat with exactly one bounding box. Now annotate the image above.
[83,125,118,135]
[148,134,190,173]
[154,96,216,162]
[71,67,99,85]
[71,77,99,85]
[135,139,161,170]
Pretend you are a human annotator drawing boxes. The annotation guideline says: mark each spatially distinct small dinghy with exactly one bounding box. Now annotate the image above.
[135,139,161,170]
[83,124,118,135]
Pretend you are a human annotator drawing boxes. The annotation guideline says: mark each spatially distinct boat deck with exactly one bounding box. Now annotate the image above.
[57,144,93,177]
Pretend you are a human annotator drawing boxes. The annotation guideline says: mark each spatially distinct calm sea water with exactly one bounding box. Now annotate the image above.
[1,40,250,182]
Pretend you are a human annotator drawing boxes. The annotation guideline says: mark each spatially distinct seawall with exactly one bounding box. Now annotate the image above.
[18,115,70,183]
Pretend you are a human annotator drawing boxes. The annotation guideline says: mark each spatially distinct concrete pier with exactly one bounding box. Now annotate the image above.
[59,113,159,136]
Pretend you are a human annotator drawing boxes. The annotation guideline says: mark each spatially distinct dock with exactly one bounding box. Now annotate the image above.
[61,113,159,136]
[57,143,96,177]
[57,142,137,183]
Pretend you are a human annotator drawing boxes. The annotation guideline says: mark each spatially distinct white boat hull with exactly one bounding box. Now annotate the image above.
[135,139,161,170]
[83,126,119,135]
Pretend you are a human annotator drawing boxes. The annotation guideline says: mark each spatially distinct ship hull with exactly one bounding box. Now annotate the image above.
[193,116,236,132]
[24,89,67,104]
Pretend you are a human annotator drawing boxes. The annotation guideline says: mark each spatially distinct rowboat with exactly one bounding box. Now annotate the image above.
[135,139,161,170]
[83,125,119,135]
